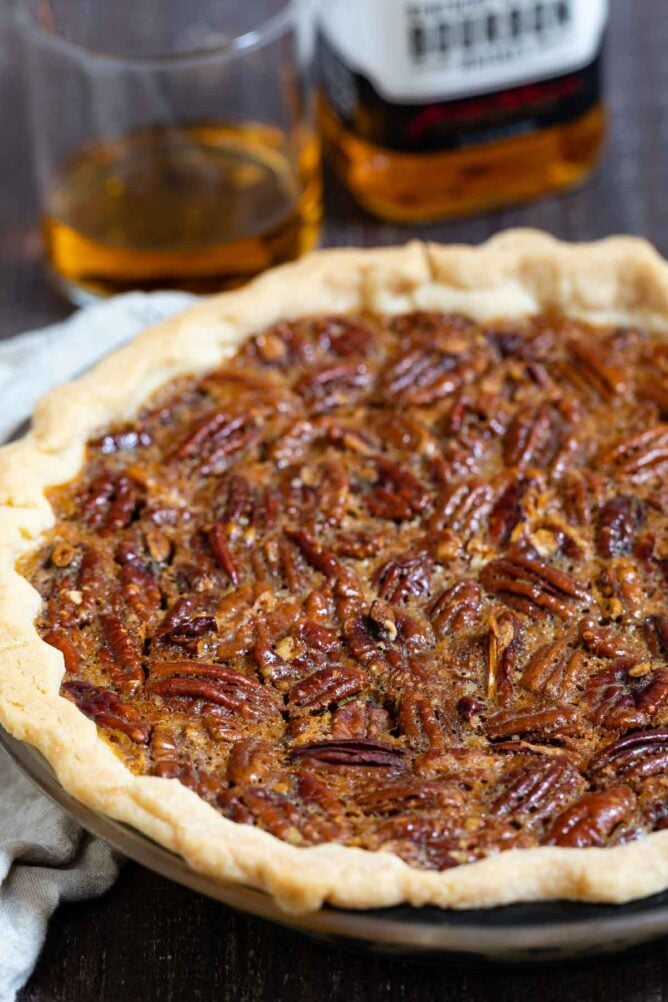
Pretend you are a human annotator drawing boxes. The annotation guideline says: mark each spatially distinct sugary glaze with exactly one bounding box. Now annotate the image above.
[22,310,668,871]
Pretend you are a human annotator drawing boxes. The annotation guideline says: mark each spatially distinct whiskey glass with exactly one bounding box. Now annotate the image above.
[18,0,321,303]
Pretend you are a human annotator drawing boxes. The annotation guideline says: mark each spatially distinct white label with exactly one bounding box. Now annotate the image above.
[319,0,608,104]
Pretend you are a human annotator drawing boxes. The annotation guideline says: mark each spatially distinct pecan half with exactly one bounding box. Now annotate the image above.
[590,729,668,781]
[485,704,578,740]
[288,665,366,711]
[644,615,668,658]
[520,640,584,699]
[486,610,522,704]
[286,529,339,578]
[159,596,216,645]
[77,472,140,532]
[398,692,448,756]
[584,662,652,731]
[331,700,390,740]
[568,341,627,401]
[365,457,431,522]
[429,580,482,636]
[151,724,183,778]
[169,410,255,470]
[209,523,240,585]
[62,679,150,744]
[606,425,668,484]
[227,739,276,785]
[480,546,590,620]
[99,614,144,694]
[290,739,406,767]
[545,787,636,847]
[429,479,495,540]
[373,551,434,604]
[503,403,558,470]
[295,361,371,414]
[488,478,529,546]
[120,560,162,623]
[357,779,463,815]
[596,495,645,558]
[380,329,470,406]
[491,759,585,825]
[561,470,604,526]
[580,619,638,659]
[43,628,80,674]
[147,663,275,719]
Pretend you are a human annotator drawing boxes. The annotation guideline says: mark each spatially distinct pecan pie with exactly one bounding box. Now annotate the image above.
[3,231,668,912]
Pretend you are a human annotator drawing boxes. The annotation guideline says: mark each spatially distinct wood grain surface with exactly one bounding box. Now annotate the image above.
[3,1,668,998]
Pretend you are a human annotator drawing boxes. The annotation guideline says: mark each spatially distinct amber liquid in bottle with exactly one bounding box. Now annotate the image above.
[43,122,322,300]
[320,97,605,224]
[318,0,608,223]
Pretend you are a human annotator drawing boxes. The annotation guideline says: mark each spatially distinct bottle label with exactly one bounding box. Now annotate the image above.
[318,0,608,152]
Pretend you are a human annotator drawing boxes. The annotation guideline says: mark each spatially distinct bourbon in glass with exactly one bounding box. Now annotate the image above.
[44,123,321,299]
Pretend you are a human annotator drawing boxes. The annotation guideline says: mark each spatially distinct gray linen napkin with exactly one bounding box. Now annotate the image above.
[0,290,195,1002]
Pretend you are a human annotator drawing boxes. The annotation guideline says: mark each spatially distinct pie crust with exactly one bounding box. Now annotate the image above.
[3,229,668,913]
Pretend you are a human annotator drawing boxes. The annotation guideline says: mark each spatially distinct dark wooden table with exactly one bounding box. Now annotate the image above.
[3,1,668,998]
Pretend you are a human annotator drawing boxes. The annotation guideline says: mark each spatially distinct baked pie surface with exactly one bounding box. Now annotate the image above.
[3,230,668,912]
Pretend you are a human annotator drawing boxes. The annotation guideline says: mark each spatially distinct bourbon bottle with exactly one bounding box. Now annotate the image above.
[318,0,608,222]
